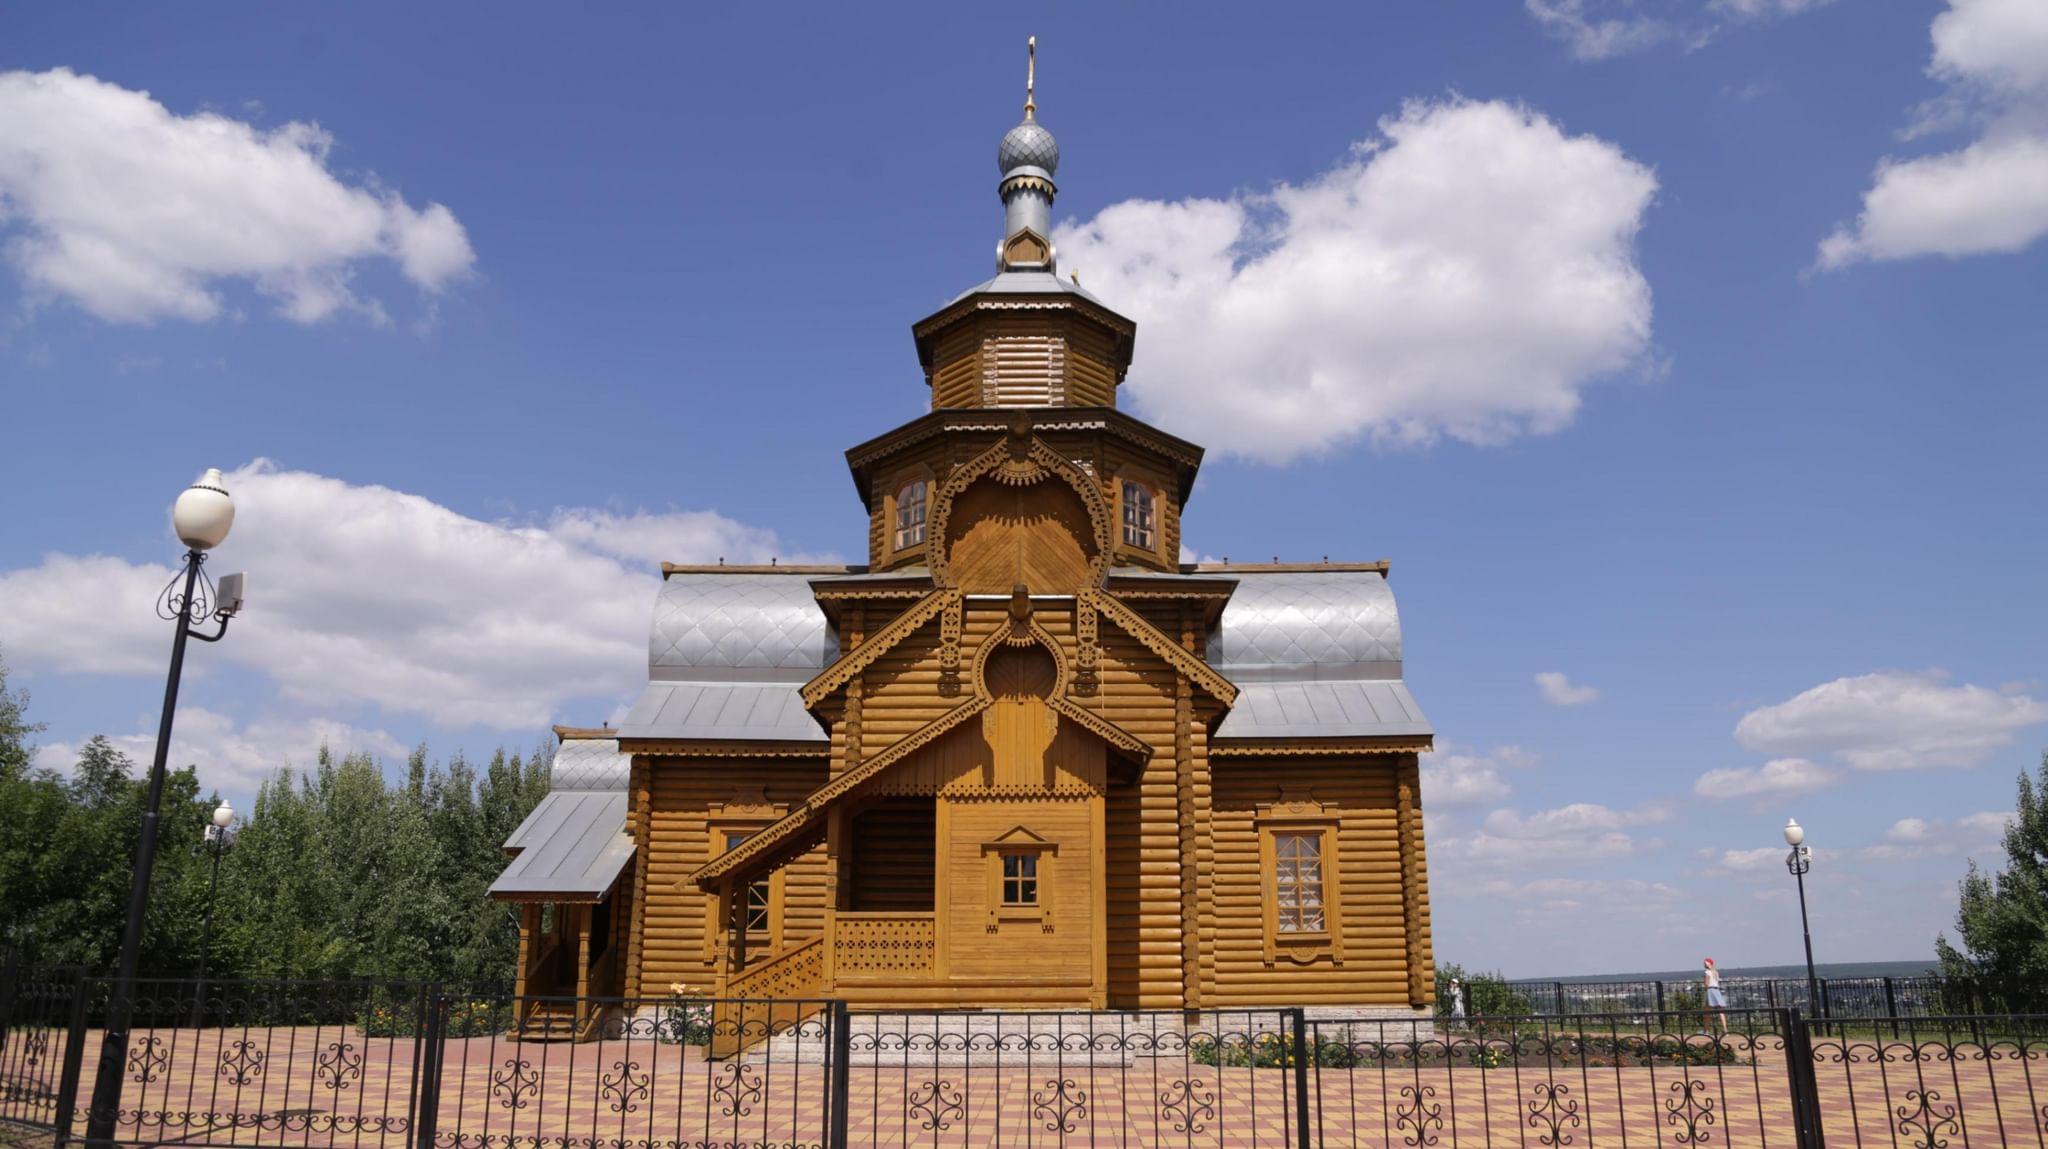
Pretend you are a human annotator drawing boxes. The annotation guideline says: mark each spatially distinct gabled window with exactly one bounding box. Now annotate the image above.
[895,480,928,550]
[1121,480,1155,550]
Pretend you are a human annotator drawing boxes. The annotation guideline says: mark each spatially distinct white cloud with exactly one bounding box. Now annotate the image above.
[33,708,408,795]
[1535,670,1600,706]
[1710,0,1833,16]
[0,461,829,731]
[1734,670,2048,771]
[1820,0,2048,266]
[1421,744,1522,806]
[1525,1,1674,60]
[1446,801,1668,863]
[1711,845,1790,872]
[1527,0,1833,61]
[0,68,474,324]
[1470,875,1683,909]
[1860,811,2013,861]
[1053,98,1657,462]
[1693,756,1838,800]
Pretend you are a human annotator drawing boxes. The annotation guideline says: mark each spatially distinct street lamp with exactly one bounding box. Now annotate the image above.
[85,470,248,1147]
[1784,818,1820,1019]
[196,802,235,979]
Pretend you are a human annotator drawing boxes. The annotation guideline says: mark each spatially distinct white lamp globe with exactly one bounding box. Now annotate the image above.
[1783,818,1805,847]
[212,800,235,829]
[173,469,235,551]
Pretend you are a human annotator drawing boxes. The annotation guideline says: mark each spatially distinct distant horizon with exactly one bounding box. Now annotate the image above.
[1512,959,1937,983]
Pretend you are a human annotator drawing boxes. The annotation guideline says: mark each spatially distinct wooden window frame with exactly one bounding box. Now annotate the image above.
[700,818,786,959]
[883,465,934,564]
[1255,808,1344,967]
[981,828,1057,929]
[1115,473,1161,560]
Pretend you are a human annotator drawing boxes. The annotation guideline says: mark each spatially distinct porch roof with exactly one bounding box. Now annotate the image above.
[490,790,634,902]
[490,736,636,903]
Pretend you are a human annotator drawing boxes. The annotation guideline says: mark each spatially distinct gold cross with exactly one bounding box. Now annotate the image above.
[1025,36,1037,118]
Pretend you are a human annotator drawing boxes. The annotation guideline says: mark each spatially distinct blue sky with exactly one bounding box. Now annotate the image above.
[2,1,2045,977]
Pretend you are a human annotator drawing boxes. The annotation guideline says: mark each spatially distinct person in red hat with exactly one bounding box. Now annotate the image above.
[1702,957,1728,1036]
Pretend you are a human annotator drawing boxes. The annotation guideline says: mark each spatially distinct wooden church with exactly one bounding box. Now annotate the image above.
[490,49,1437,1024]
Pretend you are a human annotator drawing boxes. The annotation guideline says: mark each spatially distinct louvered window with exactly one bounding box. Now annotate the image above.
[895,481,927,550]
[1121,481,1155,550]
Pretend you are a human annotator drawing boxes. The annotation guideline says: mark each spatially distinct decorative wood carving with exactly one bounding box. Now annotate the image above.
[1085,590,1239,705]
[844,677,863,772]
[692,696,993,888]
[924,422,1116,591]
[1073,596,1099,696]
[802,589,958,707]
[938,593,963,697]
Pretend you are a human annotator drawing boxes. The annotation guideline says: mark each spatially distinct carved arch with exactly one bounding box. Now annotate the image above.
[925,419,1116,592]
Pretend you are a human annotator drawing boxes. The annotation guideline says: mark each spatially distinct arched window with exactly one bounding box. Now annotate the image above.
[1121,480,1155,550]
[894,479,928,550]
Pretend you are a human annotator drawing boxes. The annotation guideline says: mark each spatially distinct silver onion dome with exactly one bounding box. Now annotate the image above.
[999,117,1059,177]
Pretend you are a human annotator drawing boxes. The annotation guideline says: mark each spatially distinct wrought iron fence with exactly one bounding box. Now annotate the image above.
[1494,973,1980,1021]
[3,971,2046,1148]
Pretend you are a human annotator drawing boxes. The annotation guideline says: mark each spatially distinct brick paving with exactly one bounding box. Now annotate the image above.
[4,1026,2045,1146]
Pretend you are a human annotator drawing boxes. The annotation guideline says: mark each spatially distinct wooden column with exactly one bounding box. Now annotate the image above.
[1175,671,1201,1009]
[514,903,539,998]
[623,756,650,1000]
[1397,768,1426,1008]
[574,905,593,1029]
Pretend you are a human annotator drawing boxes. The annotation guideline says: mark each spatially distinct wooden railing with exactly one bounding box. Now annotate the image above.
[712,935,826,1058]
[831,912,935,980]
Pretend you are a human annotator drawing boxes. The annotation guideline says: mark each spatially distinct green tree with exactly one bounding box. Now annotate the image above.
[1434,962,1531,1020]
[1936,750,2048,1013]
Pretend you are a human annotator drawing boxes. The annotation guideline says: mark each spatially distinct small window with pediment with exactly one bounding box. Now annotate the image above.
[1121,480,1155,550]
[895,480,928,550]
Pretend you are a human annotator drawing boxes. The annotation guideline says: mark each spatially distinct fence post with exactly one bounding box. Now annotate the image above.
[1767,979,1778,1011]
[52,971,91,1148]
[1782,1008,1827,1149]
[1554,982,1565,1016]
[0,950,18,1055]
[828,1000,851,1149]
[1818,978,1831,1022]
[1289,1008,1312,1149]
[410,989,447,1149]
[1654,980,1666,1022]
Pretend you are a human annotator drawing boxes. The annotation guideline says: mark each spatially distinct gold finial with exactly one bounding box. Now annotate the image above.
[1024,36,1037,119]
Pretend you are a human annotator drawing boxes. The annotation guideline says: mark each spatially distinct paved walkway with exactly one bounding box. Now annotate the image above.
[5,1027,2044,1147]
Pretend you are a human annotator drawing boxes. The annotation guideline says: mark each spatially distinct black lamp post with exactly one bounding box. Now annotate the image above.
[1784,817,1820,1018]
[84,470,246,1148]
[189,799,235,1025]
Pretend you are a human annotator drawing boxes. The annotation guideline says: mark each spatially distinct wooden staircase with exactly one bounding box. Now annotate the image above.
[711,934,827,1058]
[511,1001,580,1042]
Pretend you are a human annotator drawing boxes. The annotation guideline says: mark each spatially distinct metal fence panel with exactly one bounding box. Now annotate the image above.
[6,970,2048,1148]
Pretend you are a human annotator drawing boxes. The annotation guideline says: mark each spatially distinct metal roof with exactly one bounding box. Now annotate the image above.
[1203,569,1431,741]
[494,737,634,901]
[946,270,1107,308]
[650,572,838,677]
[549,736,629,792]
[1207,569,1403,680]
[491,791,633,901]
[615,681,826,742]
[1212,680,1431,740]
